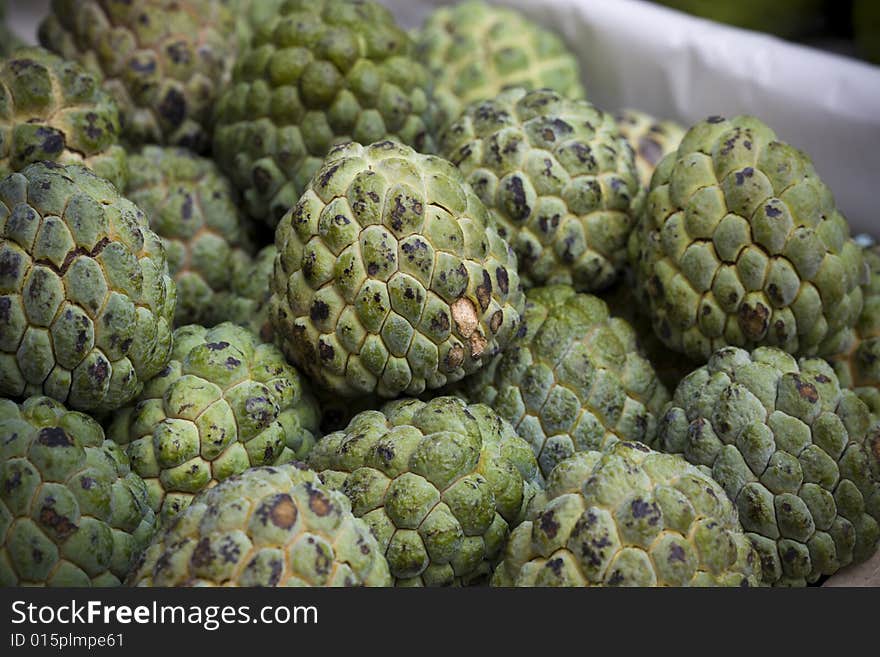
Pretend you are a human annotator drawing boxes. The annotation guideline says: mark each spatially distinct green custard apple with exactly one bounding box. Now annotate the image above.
[492,441,762,586]
[309,396,543,586]
[654,346,880,585]
[125,145,253,326]
[416,0,585,132]
[456,285,669,477]
[269,140,524,399]
[0,162,175,412]
[39,0,238,152]
[615,108,685,189]
[1,395,156,586]
[441,88,641,291]
[630,115,866,362]
[107,322,320,526]
[128,463,391,586]
[833,247,880,419]
[0,47,127,189]
[213,0,435,227]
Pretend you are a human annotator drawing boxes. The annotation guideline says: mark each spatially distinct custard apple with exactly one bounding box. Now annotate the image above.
[492,441,762,586]
[312,387,382,435]
[834,248,880,419]
[107,322,320,526]
[603,275,700,392]
[309,396,542,586]
[441,88,640,291]
[213,0,435,227]
[220,0,285,48]
[455,285,669,477]
[0,162,176,412]
[0,395,156,586]
[615,109,685,188]
[125,146,252,326]
[654,346,880,585]
[0,47,127,190]
[39,0,237,152]
[416,0,585,132]
[208,245,275,340]
[630,115,866,362]
[269,140,525,399]
[128,463,391,586]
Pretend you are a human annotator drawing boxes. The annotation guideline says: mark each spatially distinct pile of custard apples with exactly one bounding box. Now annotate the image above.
[1,0,877,588]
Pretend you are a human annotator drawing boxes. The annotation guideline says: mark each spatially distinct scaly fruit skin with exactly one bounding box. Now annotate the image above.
[0,396,156,586]
[442,88,640,292]
[38,0,237,152]
[213,0,434,228]
[615,109,685,189]
[125,146,252,326]
[0,48,128,190]
[834,248,880,416]
[655,346,880,586]
[0,162,175,412]
[270,140,525,399]
[630,115,865,362]
[208,245,275,341]
[492,441,761,586]
[107,322,321,526]
[417,0,585,133]
[456,285,669,477]
[309,396,542,586]
[603,275,700,392]
[127,463,391,586]
[220,0,286,49]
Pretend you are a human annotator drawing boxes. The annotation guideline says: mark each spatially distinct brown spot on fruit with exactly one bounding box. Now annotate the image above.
[539,511,560,539]
[37,427,73,447]
[451,298,478,338]
[430,311,450,334]
[307,486,333,516]
[738,302,770,340]
[191,537,214,567]
[39,506,77,538]
[268,494,299,529]
[489,310,503,333]
[469,331,488,359]
[317,163,340,189]
[310,300,330,321]
[318,341,334,362]
[444,344,465,370]
[791,375,818,403]
[475,270,492,311]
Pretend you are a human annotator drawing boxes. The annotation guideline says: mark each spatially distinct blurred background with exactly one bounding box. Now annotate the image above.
[652,0,878,65]
[3,0,879,228]
[6,0,880,65]
[7,0,878,66]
